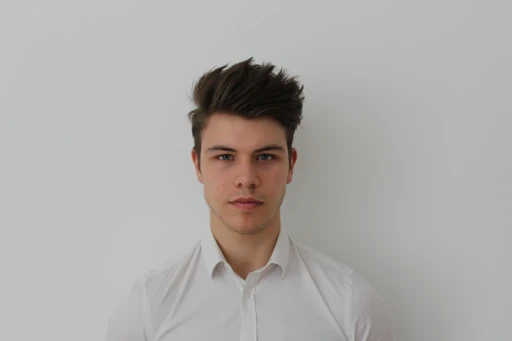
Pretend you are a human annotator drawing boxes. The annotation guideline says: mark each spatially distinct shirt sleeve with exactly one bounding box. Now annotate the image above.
[349,271,396,341]
[107,276,151,341]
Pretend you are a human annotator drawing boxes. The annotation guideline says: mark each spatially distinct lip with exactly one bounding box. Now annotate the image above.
[230,197,263,210]
[231,197,263,204]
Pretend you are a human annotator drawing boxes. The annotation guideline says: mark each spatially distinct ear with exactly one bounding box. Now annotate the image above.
[286,148,298,184]
[191,148,204,184]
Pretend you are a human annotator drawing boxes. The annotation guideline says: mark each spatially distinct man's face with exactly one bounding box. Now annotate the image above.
[192,113,297,235]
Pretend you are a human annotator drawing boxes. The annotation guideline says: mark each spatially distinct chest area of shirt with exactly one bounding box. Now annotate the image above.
[151,259,350,341]
[153,308,345,341]
[152,287,348,341]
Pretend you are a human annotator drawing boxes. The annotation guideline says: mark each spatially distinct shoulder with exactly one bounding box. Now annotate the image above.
[290,237,389,303]
[290,238,396,340]
[290,238,355,281]
[143,240,202,297]
[291,238,381,292]
[107,240,202,341]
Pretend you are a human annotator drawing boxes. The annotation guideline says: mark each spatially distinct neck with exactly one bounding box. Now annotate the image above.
[210,215,281,280]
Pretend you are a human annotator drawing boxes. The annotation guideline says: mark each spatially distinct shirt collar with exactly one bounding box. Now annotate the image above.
[200,227,291,279]
[200,228,228,278]
[267,227,291,277]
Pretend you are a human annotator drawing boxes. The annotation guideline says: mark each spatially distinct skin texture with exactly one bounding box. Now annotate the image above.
[191,113,298,278]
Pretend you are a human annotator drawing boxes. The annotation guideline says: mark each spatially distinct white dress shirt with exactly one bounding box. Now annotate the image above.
[107,228,396,341]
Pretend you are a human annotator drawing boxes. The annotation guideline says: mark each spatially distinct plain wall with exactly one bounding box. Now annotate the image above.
[1,1,511,340]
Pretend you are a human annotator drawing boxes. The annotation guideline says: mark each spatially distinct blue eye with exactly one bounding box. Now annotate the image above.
[258,154,274,161]
[217,154,233,161]
[216,154,275,161]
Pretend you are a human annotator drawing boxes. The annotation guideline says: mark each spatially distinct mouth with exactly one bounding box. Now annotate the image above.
[230,202,263,210]
[229,198,264,210]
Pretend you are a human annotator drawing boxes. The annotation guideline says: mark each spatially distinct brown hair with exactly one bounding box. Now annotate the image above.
[187,57,305,169]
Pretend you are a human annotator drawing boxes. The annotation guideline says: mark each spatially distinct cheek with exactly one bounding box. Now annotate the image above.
[266,170,289,191]
[205,173,230,198]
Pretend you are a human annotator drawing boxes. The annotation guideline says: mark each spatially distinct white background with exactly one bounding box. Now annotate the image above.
[1,1,511,340]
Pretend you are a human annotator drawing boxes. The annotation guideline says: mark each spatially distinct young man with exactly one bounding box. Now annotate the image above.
[107,58,396,341]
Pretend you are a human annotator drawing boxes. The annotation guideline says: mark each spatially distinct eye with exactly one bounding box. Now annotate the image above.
[258,154,274,161]
[217,154,234,161]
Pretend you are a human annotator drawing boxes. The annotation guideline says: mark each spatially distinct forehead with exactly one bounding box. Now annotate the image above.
[201,113,286,149]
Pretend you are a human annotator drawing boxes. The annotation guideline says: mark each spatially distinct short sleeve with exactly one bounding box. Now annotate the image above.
[349,271,396,341]
[107,276,151,341]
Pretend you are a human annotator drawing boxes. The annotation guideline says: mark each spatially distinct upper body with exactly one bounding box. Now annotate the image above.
[107,58,396,341]
[107,227,395,341]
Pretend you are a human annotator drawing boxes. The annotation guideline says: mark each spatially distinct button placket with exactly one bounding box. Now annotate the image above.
[240,273,260,341]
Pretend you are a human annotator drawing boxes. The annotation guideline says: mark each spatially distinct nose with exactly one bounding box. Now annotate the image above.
[234,161,260,188]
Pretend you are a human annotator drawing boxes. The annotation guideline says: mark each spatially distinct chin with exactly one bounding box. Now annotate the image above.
[229,222,267,235]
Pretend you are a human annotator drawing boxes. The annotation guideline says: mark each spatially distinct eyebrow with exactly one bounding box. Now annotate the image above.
[205,144,286,154]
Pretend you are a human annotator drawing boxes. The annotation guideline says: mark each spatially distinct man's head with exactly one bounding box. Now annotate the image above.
[188,58,304,235]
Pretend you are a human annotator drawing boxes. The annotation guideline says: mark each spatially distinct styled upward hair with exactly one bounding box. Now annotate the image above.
[187,57,305,168]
